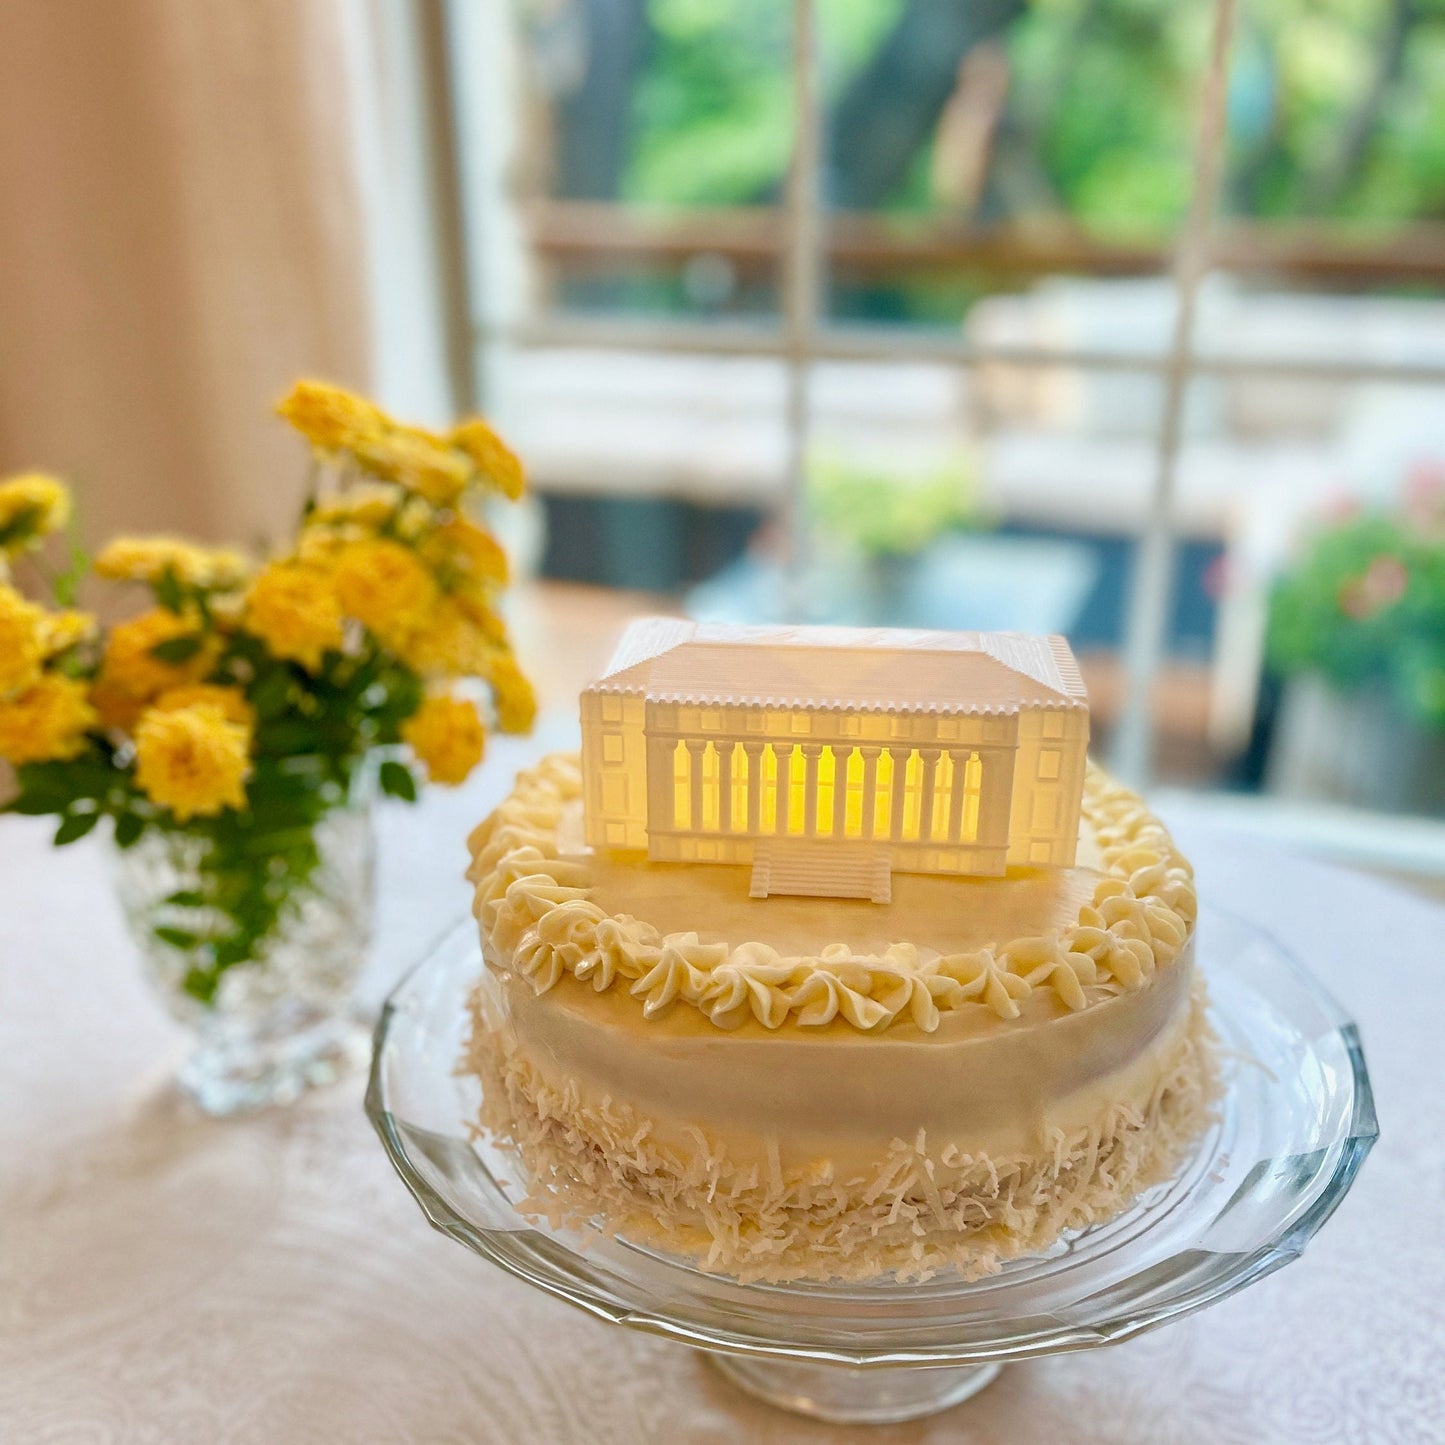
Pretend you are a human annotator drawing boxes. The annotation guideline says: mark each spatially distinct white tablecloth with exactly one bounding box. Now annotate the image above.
[2,735,1441,1444]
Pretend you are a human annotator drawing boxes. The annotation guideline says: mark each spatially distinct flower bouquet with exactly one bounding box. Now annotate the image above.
[0,383,536,1112]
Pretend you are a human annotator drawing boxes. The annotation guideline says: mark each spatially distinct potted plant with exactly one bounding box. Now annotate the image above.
[1265,464,1445,814]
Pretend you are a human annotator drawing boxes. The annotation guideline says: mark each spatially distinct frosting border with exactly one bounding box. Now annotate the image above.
[465,753,1197,1035]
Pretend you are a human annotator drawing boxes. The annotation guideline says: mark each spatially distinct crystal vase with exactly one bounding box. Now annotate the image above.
[115,801,376,1115]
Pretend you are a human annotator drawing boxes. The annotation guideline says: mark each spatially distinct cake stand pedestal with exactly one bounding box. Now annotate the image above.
[706,1355,1003,1424]
[366,909,1375,1426]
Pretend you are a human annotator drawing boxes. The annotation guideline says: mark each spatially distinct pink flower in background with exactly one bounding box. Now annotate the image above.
[1337,554,1409,620]
[1320,490,1362,525]
[1402,460,1445,535]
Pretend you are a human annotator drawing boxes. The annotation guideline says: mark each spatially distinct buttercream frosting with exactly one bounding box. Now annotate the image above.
[465,753,1196,1034]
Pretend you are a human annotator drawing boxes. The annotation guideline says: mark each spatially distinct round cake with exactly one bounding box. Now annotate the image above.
[462,751,1217,1284]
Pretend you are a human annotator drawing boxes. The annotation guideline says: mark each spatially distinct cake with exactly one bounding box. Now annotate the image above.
[462,621,1217,1283]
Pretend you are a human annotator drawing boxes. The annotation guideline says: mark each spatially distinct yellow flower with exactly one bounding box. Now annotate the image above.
[0,674,97,765]
[243,561,344,671]
[154,683,255,732]
[0,583,45,698]
[449,419,525,500]
[332,538,439,651]
[307,482,407,530]
[276,379,387,452]
[37,609,97,657]
[401,693,486,786]
[100,609,216,703]
[295,526,349,570]
[89,676,146,733]
[488,652,537,735]
[94,536,250,590]
[354,428,471,507]
[134,703,251,822]
[0,473,71,552]
[401,598,493,677]
[421,516,509,587]
[454,588,511,646]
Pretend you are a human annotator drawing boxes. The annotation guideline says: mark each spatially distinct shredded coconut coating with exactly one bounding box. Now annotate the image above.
[465,753,1198,1035]
[464,979,1220,1284]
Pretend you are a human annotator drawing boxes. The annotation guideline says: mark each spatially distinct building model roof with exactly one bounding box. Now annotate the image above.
[592,619,1088,718]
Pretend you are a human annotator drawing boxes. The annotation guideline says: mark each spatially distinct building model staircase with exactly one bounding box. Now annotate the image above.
[750,841,893,904]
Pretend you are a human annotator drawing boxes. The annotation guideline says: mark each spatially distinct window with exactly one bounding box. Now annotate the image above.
[1037,748,1061,781]
[440,0,1445,850]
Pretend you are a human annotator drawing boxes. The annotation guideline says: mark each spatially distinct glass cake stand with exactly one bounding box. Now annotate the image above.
[365,907,1376,1425]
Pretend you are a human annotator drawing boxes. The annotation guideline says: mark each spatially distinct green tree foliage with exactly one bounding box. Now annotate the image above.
[612,0,1445,225]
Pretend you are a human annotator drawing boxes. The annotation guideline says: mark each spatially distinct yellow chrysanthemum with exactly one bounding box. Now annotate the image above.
[488,653,537,735]
[354,428,471,507]
[420,515,509,587]
[100,609,216,702]
[307,482,406,531]
[0,473,71,552]
[94,536,250,590]
[37,609,97,657]
[243,561,345,671]
[454,588,511,646]
[401,693,486,786]
[89,676,146,733]
[332,538,439,651]
[0,674,97,765]
[153,683,255,732]
[449,418,525,500]
[134,703,251,822]
[400,598,494,677]
[276,379,387,452]
[0,583,45,698]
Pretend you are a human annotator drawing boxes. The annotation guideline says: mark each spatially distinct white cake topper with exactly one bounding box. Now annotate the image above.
[580,619,1089,903]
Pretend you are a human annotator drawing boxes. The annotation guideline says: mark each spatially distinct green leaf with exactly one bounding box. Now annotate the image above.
[53,529,90,609]
[5,794,68,816]
[250,668,293,721]
[153,567,185,614]
[155,925,202,950]
[151,634,203,664]
[113,812,145,849]
[182,967,220,1004]
[53,811,100,846]
[379,759,418,802]
[164,888,207,908]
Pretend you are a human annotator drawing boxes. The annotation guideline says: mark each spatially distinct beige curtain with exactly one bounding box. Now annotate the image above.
[0,0,373,555]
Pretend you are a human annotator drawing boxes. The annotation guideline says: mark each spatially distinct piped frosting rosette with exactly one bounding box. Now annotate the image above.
[466,753,1197,1035]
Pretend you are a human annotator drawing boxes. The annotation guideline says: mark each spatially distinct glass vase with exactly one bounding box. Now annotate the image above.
[115,800,375,1115]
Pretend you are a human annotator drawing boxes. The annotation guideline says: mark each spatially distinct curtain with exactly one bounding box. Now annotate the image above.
[0,0,374,554]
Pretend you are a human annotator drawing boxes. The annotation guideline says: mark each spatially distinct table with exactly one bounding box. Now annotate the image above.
[3,738,1441,1443]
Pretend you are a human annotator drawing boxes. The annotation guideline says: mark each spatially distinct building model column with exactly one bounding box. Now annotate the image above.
[830,746,850,838]
[686,739,708,832]
[918,748,941,842]
[716,741,736,833]
[946,749,972,842]
[647,735,676,833]
[774,744,794,834]
[887,746,910,840]
[801,744,823,836]
[743,741,764,834]
[860,747,881,839]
